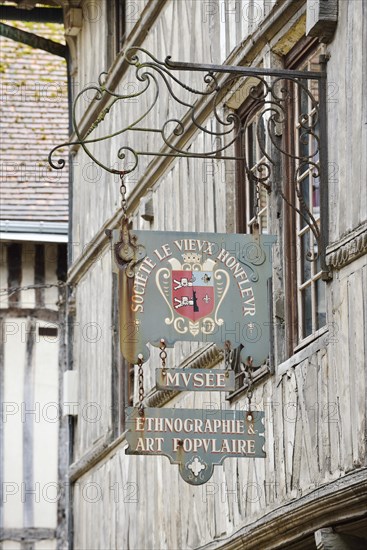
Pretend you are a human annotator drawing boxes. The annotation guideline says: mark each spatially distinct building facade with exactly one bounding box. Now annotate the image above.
[9,0,367,549]
[0,16,69,550]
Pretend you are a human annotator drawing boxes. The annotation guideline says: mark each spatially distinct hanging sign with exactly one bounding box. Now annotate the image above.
[155,368,235,391]
[112,230,276,365]
[125,406,265,484]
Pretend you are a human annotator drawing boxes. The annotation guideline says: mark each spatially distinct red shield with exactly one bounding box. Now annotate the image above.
[171,270,214,322]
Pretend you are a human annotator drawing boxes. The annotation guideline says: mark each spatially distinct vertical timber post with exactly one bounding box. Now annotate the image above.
[318,54,331,280]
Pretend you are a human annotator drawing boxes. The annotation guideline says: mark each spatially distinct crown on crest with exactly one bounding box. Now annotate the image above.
[182,252,201,264]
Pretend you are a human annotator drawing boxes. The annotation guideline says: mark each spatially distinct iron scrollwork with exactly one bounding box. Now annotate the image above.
[49,47,326,268]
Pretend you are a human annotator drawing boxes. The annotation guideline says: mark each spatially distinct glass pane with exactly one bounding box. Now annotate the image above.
[298,86,312,175]
[300,86,309,118]
[248,179,255,223]
[316,279,326,329]
[300,231,311,283]
[300,174,310,228]
[309,117,319,162]
[315,239,321,272]
[301,173,310,205]
[259,186,267,209]
[302,285,313,339]
[247,123,256,168]
[298,127,310,164]
[259,211,268,234]
[312,176,320,216]
[258,116,265,152]
[309,59,320,100]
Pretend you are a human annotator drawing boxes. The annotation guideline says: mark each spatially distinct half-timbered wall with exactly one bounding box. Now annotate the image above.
[67,0,367,548]
[0,241,67,550]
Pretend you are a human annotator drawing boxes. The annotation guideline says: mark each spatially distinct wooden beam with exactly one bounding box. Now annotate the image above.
[69,430,126,483]
[306,0,338,43]
[315,528,367,549]
[334,516,367,539]
[7,243,22,306]
[56,286,69,550]
[197,469,367,549]
[0,22,67,58]
[23,318,35,527]
[0,528,55,542]
[0,6,64,24]
[0,308,60,322]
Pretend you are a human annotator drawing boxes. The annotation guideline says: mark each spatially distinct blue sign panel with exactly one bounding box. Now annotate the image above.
[125,406,265,485]
[113,230,276,365]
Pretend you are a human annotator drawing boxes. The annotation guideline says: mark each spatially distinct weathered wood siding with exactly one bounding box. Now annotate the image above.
[73,251,113,459]
[75,0,278,98]
[72,252,366,549]
[327,0,367,243]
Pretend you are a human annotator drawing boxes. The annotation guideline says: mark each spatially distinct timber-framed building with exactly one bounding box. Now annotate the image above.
[2,1,367,549]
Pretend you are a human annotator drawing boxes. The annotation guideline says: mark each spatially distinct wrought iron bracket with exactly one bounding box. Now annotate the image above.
[49,47,331,276]
[114,218,146,277]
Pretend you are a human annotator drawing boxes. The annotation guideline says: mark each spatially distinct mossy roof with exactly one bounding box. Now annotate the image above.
[0,20,69,223]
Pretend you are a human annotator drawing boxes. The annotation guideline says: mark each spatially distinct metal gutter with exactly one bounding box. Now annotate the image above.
[0,221,68,242]
[0,220,68,234]
[0,232,67,243]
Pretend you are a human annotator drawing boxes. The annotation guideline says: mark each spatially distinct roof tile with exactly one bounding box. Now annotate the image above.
[0,20,69,223]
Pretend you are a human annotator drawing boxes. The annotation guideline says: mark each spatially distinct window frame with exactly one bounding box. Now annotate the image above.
[229,91,272,400]
[235,87,269,235]
[107,0,126,69]
[234,37,328,371]
[283,38,327,354]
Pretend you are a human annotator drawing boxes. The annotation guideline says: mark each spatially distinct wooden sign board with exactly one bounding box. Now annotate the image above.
[113,230,276,365]
[125,407,265,485]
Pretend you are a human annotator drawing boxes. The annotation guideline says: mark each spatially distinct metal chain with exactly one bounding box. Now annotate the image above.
[159,339,167,373]
[255,182,260,220]
[120,172,127,217]
[247,375,253,410]
[137,354,144,416]
[244,357,254,410]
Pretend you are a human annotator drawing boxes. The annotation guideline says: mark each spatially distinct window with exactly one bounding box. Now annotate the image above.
[284,41,326,351]
[295,69,326,341]
[237,98,269,235]
[235,39,327,367]
[231,94,271,397]
[107,1,125,69]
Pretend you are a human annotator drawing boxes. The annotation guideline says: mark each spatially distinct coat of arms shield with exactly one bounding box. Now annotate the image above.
[171,270,214,322]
